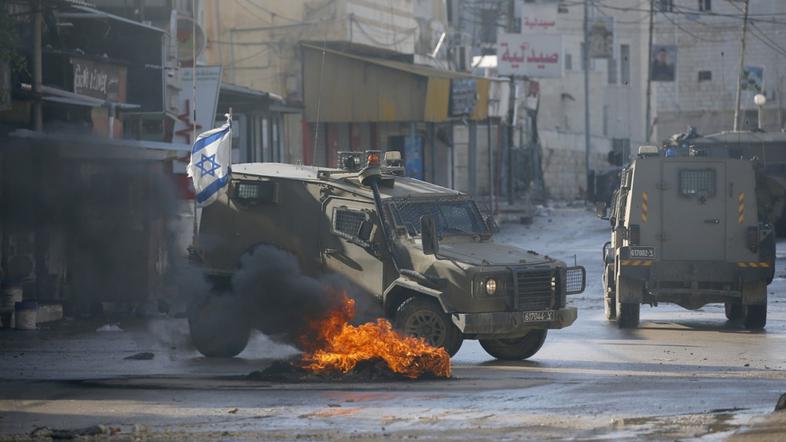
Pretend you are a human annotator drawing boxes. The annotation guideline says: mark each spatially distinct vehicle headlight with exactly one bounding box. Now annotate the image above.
[484,277,497,295]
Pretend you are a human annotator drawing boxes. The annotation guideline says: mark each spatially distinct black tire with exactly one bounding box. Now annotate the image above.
[603,265,616,320]
[479,329,548,361]
[743,304,767,330]
[188,295,251,358]
[616,302,640,329]
[394,297,463,357]
[725,301,743,321]
[615,276,641,329]
[604,295,617,320]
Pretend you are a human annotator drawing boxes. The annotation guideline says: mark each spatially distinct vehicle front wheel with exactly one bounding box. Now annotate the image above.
[394,297,463,357]
[188,295,251,358]
[479,329,548,361]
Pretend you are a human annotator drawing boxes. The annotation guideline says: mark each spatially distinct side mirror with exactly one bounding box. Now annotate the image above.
[358,220,373,242]
[595,202,609,220]
[420,215,439,255]
[485,215,499,233]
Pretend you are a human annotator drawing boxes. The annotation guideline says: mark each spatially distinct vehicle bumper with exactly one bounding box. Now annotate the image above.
[619,260,771,282]
[451,307,577,338]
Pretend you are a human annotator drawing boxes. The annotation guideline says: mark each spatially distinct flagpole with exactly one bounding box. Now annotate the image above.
[191,0,199,249]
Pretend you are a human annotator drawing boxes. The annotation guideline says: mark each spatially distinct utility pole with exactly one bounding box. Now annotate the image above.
[644,0,654,143]
[507,75,516,205]
[33,0,43,131]
[583,0,590,200]
[733,0,750,131]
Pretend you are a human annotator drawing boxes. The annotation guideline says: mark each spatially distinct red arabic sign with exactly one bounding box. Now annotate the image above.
[497,34,563,78]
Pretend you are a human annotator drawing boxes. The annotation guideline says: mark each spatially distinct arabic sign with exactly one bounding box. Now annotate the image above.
[449,79,477,116]
[173,66,222,144]
[71,58,127,102]
[521,2,558,33]
[589,16,614,59]
[497,33,563,78]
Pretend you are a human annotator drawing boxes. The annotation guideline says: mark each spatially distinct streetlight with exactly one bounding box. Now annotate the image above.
[754,93,767,130]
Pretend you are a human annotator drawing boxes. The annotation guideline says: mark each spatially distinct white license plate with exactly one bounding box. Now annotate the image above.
[523,310,555,322]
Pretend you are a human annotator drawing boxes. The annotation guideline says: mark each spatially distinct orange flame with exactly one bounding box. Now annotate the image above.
[299,294,451,379]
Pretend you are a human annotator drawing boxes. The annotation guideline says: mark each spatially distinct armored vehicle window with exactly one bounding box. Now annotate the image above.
[334,208,367,239]
[390,199,486,236]
[232,180,277,204]
[679,169,716,197]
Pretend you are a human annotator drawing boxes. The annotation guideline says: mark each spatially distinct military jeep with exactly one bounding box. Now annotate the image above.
[189,151,586,359]
[603,145,774,329]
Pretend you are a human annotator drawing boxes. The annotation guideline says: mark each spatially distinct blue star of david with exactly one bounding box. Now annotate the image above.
[196,153,221,177]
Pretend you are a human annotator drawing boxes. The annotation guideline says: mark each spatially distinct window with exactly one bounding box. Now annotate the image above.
[607,57,618,84]
[558,1,569,13]
[679,169,716,197]
[620,44,630,85]
[580,43,587,71]
[565,53,572,70]
[698,70,712,82]
[232,180,278,205]
[612,138,631,164]
[390,199,487,236]
[334,208,369,239]
[698,0,711,12]
[658,0,674,12]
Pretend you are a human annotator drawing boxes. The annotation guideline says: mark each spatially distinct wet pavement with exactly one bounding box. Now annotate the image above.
[1,207,785,440]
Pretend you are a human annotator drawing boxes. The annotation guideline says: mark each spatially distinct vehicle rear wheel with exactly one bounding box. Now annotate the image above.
[725,301,743,321]
[616,302,640,329]
[615,277,641,328]
[743,304,767,330]
[479,329,548,361]
[604,294,617,320]
[188,295,251,358]
[603,265,616,320]
[394,297,463,357]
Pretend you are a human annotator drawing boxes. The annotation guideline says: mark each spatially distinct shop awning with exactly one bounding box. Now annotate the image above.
[301,44,489,123]
[9,129,190,160]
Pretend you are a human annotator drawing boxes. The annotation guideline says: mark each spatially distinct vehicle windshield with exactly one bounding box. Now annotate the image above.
[389,198,488,236]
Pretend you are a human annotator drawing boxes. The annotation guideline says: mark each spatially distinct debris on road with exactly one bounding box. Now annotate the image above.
[96,324,123,332]
[227,408,238,414]
[248,357,451,383]
[123,352,154,360]
[30,424,109,439]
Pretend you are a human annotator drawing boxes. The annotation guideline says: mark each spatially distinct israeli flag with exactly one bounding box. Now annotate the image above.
[187,117,232,207]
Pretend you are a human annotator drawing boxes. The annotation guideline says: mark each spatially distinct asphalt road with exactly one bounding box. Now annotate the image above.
[0,207,784,440]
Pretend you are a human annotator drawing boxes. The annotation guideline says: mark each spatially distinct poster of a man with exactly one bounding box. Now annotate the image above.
[651,45,676,82]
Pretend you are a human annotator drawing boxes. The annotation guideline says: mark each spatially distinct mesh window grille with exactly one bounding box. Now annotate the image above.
[335,209,365,237]
[391,200,484,235]
[679,169,716,197]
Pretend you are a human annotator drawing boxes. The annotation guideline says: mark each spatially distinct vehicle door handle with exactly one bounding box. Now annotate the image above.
[704,218,720,224]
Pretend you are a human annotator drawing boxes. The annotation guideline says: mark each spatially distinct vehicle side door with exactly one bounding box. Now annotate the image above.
[321,198,385,297]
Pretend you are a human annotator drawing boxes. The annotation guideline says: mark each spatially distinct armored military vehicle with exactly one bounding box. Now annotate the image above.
[602,145,774,329]
[189,150,586,359]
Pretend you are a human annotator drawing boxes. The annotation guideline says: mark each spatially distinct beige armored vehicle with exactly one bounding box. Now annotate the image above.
[189,151,585,359]
[603,145,774,329]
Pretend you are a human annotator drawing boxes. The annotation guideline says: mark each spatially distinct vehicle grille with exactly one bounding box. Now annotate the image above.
[515,270,555,311]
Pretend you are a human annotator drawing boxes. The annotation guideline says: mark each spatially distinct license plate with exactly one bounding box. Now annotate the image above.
[523,310,555,322]
[629,246,655,259]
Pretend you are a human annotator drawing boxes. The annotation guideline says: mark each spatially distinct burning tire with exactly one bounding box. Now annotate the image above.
[478,329,548,361]
[188,295,251,358]
[394,297,463,357]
